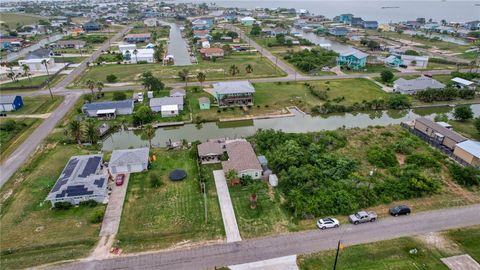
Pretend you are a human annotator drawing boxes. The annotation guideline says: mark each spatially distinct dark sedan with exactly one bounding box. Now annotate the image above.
[389,205,411,216]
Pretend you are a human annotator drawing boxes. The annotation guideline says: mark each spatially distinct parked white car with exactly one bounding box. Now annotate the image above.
[137,92,144,103]
[316,218,340,230]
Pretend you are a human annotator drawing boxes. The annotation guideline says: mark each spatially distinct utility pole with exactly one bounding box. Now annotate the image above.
[333,240,342,270]
[43,59,53,99]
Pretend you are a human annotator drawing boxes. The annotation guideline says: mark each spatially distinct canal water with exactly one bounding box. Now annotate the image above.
[101,104,480,151]
[403,30,468,46]
[297,29,355,54]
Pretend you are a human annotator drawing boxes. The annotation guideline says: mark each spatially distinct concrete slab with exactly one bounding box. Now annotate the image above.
[99,173,130,236]
[213,170,242,243]
[441,254,480,270]
[230,255,299,270]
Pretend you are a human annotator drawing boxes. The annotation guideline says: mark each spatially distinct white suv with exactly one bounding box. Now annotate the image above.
[316,218,340,230]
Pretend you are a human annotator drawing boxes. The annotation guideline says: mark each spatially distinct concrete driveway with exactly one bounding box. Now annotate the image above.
[441,254,480,270]
[99,173,130,236]
[213,170,241,243]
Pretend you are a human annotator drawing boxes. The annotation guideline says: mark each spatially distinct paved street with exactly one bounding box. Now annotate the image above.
[51,204,480,270]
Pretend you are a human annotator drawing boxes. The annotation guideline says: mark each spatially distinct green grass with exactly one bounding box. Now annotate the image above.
[342,64,398,74]
[0,145,105,269]
[0,118,41,162]
[448,120,480,141]
[54,56,87,63]
[0,13,47,28]
[116,149,224,252]
[298,237,450,270]
[447,226,480,261]
[9,95,63,115]
[129,26,170,39]
[73,53,286,87]
[1,76,50,89]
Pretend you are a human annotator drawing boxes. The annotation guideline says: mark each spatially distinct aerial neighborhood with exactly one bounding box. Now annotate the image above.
[0,1,479,270]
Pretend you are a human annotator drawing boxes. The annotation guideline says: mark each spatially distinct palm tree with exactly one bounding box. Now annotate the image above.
[22,64,31,81]
[6,72,15,82]
[248,181,264,209]
[153,43,164,63]
[96,81,104,97]
[84,120,99,144]
[86,79,96,97]
[178,69,189,87]
[229,64,240,76]
[245,64,253,75]
[41,59,53,99]
[133,49,138,63]
[197,72,206,87]
[69,119,83,145]
[142,124,156,148]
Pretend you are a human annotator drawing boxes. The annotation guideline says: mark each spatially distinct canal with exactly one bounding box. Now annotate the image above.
[102,104,480,151]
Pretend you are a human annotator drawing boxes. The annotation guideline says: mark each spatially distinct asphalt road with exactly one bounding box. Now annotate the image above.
[51,204,480,270]
[0,26,130,187]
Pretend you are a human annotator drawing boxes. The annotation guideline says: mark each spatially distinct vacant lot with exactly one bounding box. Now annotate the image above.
[0,145,105,269]
[73,53,286,87]
[9,95,63,115]
[116,149,224,252]
[0,13,47,27]
[0,118,41,162]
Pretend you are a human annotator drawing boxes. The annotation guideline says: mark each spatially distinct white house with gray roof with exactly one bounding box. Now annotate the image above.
[109,147,149,174]
[149,96,184,117]
[212,80,255,107]
[393,76,445,94]
[46,154,108,206]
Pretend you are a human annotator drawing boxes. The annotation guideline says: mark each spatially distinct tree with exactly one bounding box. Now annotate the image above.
[276,33,286,45]
[153,43,164,62]
[434,113,449,122]
[140,71,164,91]
[113,91,127,101]
[84,120,99,144]
[229,64,240,76]
[69,119,83,145]
[453,106,474,121]
[380,70,394,82]
[222,44,232,55]
[41,59,53,99]
[405,49,420,56]
[132,105,154,126]
[475,118,480,135]
[142,124,156,148]
[248,180,264,209]
[245,64,253,74]
[96,81,104,96]
[106,74,117,83]
[226,31,238,39]
[226,169,238,185]
[22,64,31,81]
[178,69,189,87]
[133,49,138,63]
[197,72,206,87]
[86,79,96,97]
[250,24,261,36]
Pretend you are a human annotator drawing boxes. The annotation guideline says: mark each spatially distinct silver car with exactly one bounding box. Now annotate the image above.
[316,218,340,230]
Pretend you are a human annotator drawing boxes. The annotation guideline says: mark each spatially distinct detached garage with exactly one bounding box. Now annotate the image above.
[109,147,149,174]
[0,95,23,112]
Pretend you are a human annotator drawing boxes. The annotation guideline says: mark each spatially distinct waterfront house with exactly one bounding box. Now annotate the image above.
[384,55,403,67]
[334,14,354,24]
[149,97,184,117]
[0,36,23,50]
[414,117,467,150]
[82,100,134,117]
[0,95,23,112]
[350,17,364,27]
[198,97,211,110]
[393,76,445,94]
[199,48,224,60]
[124,33,151,43]
[198,140,225,164]
[328,27,349,36]
[240,16,256,26]
[363,21,379,29]
[212,80,255,107]
[337,50,368,69]
[170,89,186,98]
[46,154,108,206]
[222,140,263,180]
[453,140,480,167]
[465,20,480,31]
[401,55,429,68]
[451,77,476,90]
[83,21,101,31]
[109,148,149,174]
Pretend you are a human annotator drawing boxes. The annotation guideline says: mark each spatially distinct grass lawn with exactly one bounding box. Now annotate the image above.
[9,95,64,115]
[116,149,224,252]
[54,56,88,63]
[448,120,480,141]
[0,145,105,269]
[130,26,170,39]
[0,13,47,28]
[0,118,41,162]
[447,226,480,261]
[298,237,451,270]
[73,53,286,87]
[1,75,50,89]
[342,64,398,74]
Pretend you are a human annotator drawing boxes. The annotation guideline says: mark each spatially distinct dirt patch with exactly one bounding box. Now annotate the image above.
[1,189,13,204]
[396,153,406,166]
[35,225,45,232]
[416,232,461,254]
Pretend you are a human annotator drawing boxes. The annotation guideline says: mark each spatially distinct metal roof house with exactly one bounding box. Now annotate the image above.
[337,50,368,69]
[82,100,134,117]
[453,140,480,167]
[393,76,445,94]
[451,77,476,90]
[212,80,255,107]
[109,147,149,174]
[401,55,429,68]
[149,96,184,117]
[46,154,108,206]
[0,95,23,112]
[414,117,467,150]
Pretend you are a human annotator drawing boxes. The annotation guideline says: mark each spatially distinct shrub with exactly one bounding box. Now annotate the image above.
[90,209,104,223]
[113,92,127,101]
[367,146,397,168]
[54,201,72,210]
[106,74,117,83]
[405,153,439,168]
[79,199,98,207]
[149,173,163,188]
[453,106,473,121]
[380,70,394,82]
[448,164,480,187]
[0,119,16,131]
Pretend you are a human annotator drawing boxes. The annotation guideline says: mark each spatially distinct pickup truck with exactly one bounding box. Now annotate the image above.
[349,211,377,225]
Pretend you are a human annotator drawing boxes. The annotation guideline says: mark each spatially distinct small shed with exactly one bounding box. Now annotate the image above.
[198,97,210,110]
[451,77,475,90]
[269,174,278,187]
[0,95,23,112]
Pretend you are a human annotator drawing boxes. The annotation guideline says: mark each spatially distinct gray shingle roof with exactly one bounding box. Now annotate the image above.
[212,80,255,95]
[0,95,19,104]
[222,141,262,173]
[46,154,107,201]
[394,76,445,92]
[149,96,184,107]
[416,117,467,143]
[82,100,134,111]
[198,141,224,156]
[109,147,149,167]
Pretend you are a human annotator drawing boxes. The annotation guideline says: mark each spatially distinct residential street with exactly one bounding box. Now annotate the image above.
[50,204,480,270]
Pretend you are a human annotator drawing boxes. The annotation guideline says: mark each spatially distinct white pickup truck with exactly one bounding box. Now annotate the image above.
[348,211,377,225]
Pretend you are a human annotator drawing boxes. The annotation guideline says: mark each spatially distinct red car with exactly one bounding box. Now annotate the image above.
[115,174,125,186]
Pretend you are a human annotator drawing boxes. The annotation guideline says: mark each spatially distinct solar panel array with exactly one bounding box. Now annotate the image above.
[56,185,94,198]
[93,177,106,188]
[78,156,101,178]
[51,158,79,192]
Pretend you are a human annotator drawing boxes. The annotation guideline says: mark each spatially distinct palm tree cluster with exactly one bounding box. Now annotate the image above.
[86,80,105,99]
[227,64,254,77]
[68,119,100,145]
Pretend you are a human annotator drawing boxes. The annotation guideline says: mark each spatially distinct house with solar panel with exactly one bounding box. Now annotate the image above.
[46,154,108,207]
